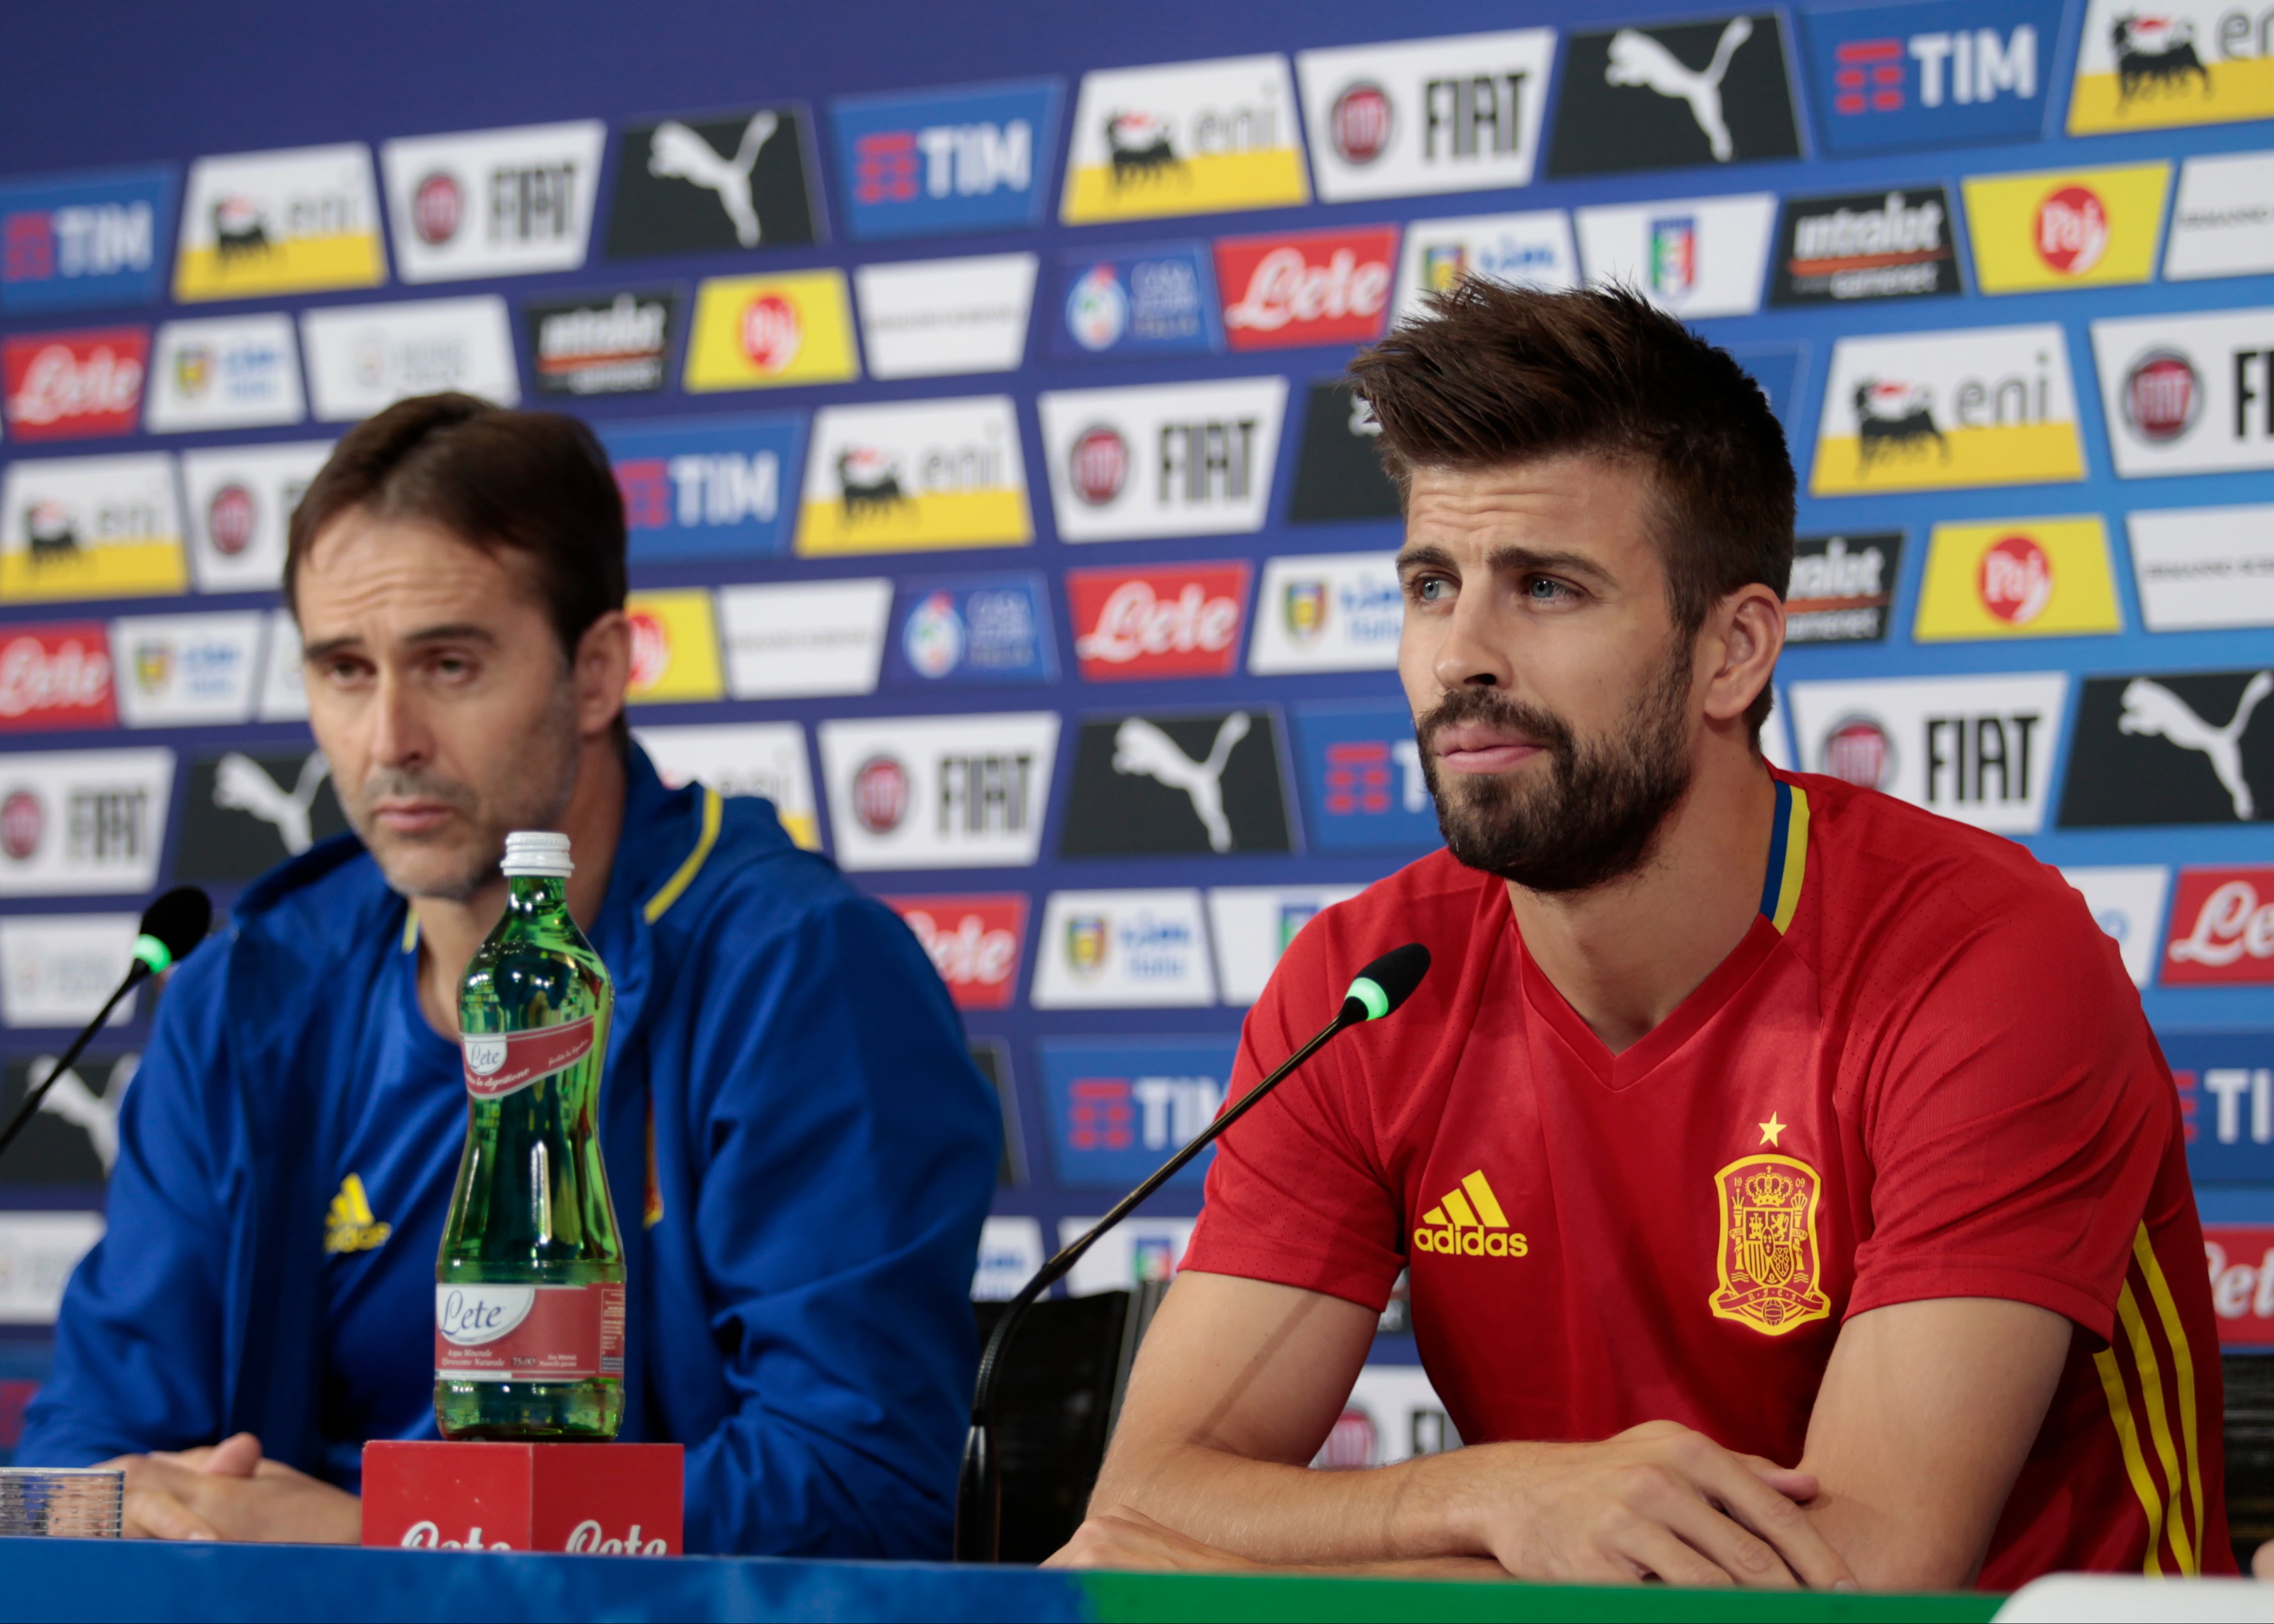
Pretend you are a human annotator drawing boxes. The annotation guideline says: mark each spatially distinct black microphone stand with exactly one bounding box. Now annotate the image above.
[0,962,153,1165]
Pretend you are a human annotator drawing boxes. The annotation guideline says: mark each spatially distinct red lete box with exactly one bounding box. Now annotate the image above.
[362,1440,682,1555]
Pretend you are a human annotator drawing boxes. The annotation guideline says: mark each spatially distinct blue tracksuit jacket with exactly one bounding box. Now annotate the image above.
[17,747,998,1557]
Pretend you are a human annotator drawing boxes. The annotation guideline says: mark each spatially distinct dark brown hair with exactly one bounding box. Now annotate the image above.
[1348,281,1794,737]
[285,393,628,666]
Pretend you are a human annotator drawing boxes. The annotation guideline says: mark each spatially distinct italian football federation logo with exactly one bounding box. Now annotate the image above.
[1709,1154,1831,1336]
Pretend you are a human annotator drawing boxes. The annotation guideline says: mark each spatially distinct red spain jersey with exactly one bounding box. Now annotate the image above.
[1184,770,2231,1584]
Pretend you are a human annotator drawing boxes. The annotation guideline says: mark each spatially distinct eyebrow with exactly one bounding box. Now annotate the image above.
[1396,543,1617,590]
[300,623,501,663]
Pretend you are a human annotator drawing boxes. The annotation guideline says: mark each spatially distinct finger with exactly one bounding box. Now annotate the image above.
[1696,1455,1854,1589]
[122,1487,218,1541]
[1649,1486,1802,1589]
[200,1433,263,1477]
[1738,1453,1820,1501]
[1610,1518,1738,1588]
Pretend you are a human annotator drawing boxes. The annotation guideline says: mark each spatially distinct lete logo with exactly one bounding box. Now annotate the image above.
[459,1017,596,1098]
[2165,866,2274,984]
[2,328,149,440]
[0,626,115,730]
[1067,563,1251,680]
[1214,227,1396,351]
[885,893,1026,1010]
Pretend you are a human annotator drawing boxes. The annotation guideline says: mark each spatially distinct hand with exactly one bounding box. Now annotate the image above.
[100,1433,362,1544]
[1437,1420,1855,1588]
[1047,1507,1263,1572]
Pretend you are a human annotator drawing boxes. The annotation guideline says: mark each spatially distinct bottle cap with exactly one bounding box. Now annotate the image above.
[501,830,574,879]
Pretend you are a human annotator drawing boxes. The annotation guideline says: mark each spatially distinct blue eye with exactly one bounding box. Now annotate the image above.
[1527,577,1572,602]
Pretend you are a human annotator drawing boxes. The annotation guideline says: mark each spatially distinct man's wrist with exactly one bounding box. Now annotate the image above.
[1391,1439,1533,1561]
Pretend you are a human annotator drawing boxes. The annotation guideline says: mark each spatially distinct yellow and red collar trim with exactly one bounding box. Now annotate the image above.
[1758,778,1811,935]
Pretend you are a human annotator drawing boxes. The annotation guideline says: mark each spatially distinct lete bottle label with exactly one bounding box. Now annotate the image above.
[460,1016,596,1099]
[434,1283,627,1382]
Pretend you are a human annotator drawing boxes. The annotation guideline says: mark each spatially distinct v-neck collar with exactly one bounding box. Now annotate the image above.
[1510,775,1812,1090]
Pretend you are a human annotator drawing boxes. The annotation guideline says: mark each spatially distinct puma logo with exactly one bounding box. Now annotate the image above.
[28,1052,137,1173]
[1113,714,1250,853]
[2119,672,2273,819]
[214,751,330,854]
[647,113,777,248]
[1605,17,1753,162]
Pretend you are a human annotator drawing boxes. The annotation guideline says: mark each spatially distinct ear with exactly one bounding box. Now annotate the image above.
[1700,584,1785,727]
[572,610,632,740]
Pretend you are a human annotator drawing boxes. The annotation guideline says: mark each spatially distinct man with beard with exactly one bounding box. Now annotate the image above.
[1051,285,2229,1589]
[17,395,998,1556]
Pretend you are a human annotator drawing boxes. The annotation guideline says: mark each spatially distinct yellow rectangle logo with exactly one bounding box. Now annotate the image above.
[1061,55,1310,223]
[1914,517,2122,641]
[626,590,723,703]
[1812,324,2086,496]
[683,271,860,393]
[2070,3,2274,132]
[174,144,388,301]
[0,540,186,602]
[796,397,1032,556]
[1963,164,2170,293]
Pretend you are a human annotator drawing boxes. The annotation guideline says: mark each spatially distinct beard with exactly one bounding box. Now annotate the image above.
[1416,633,1697,895]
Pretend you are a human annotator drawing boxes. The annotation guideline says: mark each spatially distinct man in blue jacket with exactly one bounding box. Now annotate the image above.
[17,393,1000,1556]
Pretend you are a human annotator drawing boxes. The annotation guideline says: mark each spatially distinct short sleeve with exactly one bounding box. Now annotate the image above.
[1846,880,2169,1343]
[1181,906,1408,1312]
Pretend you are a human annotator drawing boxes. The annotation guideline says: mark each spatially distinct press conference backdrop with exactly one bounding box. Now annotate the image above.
[2,0,2273,1466]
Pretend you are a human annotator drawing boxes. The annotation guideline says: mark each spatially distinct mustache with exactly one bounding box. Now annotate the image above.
[1416,686,1575,760]
[352,768,478,820]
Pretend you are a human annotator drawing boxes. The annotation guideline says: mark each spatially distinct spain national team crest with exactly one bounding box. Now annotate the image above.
[1709,1154,1832,1337]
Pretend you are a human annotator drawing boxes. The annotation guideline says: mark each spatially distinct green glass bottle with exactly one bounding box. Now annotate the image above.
[434,830,625,1441]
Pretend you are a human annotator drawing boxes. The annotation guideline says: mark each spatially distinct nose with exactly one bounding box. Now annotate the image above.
[367,666,434,772]
[1431,586,1515,694]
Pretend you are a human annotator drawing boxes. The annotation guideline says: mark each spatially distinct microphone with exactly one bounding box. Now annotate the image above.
[953,941,1431,1564]
[0,886,211,1166]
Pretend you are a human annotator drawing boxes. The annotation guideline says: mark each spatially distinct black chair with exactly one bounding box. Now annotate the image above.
[972,1278,1169,1563]
[2228,1354,2274,1571]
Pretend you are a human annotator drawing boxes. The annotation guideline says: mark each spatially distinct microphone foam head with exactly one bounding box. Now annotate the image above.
[1343,943,1431,1022]
[134,886,214,974]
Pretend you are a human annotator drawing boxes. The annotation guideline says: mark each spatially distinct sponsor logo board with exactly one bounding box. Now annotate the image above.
[0,1213,106,1324]
[1040,1037,1232,1184]
[1769,187,1960,305]
[830,80,1059,241]
[623,590,723,705]
[1734,343,1804,435]
[883,573,1055,687]
[2070,0,2274,133]
[1068,562,1250,682]
[524,290,677,397]
[1811,324,2083,495]
[174,143,386,301]
[851,252,1037,379]
[300,295,518,420]
[2059,668,2274,828]
[2205,1217,2274,1347]
[1291,700,1437,852]
[1315,1366,1461,1467]
[1391,210,1577,322]
[380,120,605,283]
[144,313,303,432]
[716,578,892,699]
[2169,1035,2274,1180]
[3,326,149,441]
[1061,55,1309,223]
[2093,307,2274,477]
[634,721,820,851]
[1285,382,1400,526]
[0,166,172,313]
[1213,225,1396,351]
[109,611,263,727]
[1549,15,1803,178]
[0,623,114,733]
[883,892,1027,1010]
[0,915,142,1028]
[1062,1214,1196,1295]
[1296,30,1556,201]
[256,610,307,722]
[0,1051,137,1187]
[1207,884,1363,1005]
[0,748,173,895]
[972,1216,1044,1299]
[1786,673,2067,834]
[1059,709,1293,858]
[604,107,822,258]
[1912,517,2121,642]
[1050,244,1220,360]
[796,396,1029,555]
[2166,152,2274,281]
[2059,864,2171,988]
[1574,193,1776,319]
[175,746,346,883]
[1786,533,1901,645]
[180,441,326,594]
[683,270,859,392]
[817,712,1059,871]
[2164,867,2274,983]
[602,413,801,564]
[1030,889,1215,1009]
[1037,377,1287,543]
[2128,505,2274,631]
[1798,1,2055,154]
[971,1038,1025,1187]
[0,453,186,602]
[1962,163,2170,293]
[1249,551,1401,673]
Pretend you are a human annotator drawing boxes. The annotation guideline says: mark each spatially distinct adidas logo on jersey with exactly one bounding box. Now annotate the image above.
[324,1172,394,1255]
[1413,1169,1527,1258]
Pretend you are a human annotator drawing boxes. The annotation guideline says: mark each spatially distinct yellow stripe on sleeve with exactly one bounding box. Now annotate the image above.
[2134,1228,2206,1576]
[2117,1280,2194,1575]
[2093,1342,2167,1576]
[643,787,723,925]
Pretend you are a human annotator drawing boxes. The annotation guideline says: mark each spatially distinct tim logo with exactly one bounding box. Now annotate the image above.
[1833,27,2037,113]
[1803,3,2053,154]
